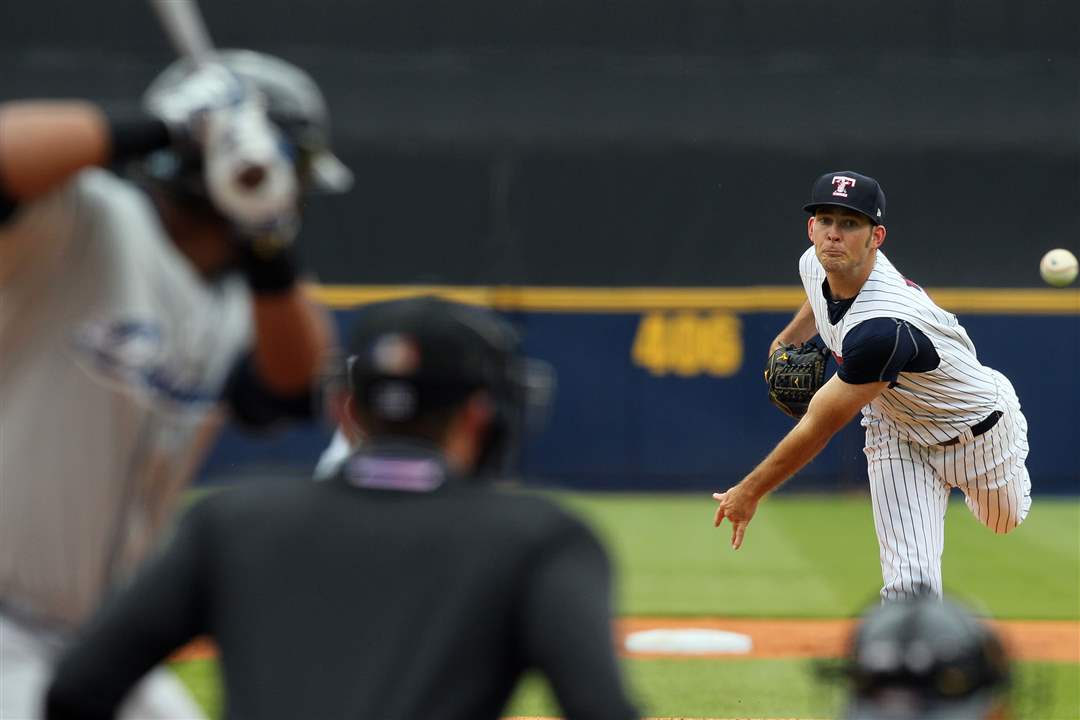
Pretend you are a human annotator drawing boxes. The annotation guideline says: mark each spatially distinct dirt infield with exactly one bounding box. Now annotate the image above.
[618,617,1079,662]
[171,617,1079,663]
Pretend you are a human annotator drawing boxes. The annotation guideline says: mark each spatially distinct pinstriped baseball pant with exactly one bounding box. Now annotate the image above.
[863,369,1032,601]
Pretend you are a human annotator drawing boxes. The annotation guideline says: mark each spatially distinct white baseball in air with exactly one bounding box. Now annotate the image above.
[1039,248,1079,287]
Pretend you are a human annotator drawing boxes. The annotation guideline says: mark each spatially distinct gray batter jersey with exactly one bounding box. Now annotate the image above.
[799,247,1000,446]
[0,169,252,628]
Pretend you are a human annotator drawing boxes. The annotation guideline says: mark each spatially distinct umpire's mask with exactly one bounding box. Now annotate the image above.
[346,296,555,478]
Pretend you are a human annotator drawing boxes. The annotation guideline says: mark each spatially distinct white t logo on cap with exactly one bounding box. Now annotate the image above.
[832,176,857,197]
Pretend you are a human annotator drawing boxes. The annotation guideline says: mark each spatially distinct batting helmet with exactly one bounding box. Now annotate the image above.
[346,296,555,476]
[844,596,1011,720]
[140,49,352,202]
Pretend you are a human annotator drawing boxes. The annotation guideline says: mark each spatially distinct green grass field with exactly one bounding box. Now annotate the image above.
[558,492,1080,619]
[171,491,1080,719]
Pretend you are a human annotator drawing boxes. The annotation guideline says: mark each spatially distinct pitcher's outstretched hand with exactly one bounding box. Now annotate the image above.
[712,485,759,550]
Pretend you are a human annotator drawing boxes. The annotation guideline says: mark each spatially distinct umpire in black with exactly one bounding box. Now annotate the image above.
[46,296,639,720]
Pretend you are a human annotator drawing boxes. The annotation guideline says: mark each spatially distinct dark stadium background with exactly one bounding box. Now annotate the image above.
[6,0,1078,491]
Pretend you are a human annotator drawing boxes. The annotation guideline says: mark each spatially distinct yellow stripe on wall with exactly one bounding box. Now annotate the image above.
[308,284,1080,315]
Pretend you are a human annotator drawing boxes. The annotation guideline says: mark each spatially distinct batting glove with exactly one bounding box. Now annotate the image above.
[144,62,249,145]
[202,100,299,240]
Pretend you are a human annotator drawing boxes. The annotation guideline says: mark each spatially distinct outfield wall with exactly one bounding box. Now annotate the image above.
[201,286,1080,494]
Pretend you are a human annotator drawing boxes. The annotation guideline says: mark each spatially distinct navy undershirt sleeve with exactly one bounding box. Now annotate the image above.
[221,353,317,429]
[838,318,940,384]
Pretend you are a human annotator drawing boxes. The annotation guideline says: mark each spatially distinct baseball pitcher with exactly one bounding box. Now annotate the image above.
[713,171,1031,601]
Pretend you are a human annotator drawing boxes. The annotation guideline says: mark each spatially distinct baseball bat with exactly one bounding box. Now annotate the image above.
[149,0,215,66]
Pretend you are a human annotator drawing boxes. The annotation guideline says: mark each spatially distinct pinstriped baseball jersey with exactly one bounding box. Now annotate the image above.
[799,247,1000,446]
[0,169,252,627]
[796,244,1030,601]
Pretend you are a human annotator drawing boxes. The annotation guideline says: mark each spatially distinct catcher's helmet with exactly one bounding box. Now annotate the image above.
[140,49,352,199]
[844,596,1011,720]
[346,296,554,476]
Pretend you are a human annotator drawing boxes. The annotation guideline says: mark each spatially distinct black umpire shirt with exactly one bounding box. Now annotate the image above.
[46,440,639,720]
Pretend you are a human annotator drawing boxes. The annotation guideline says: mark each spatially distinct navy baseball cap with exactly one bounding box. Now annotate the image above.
[804,171,887,225]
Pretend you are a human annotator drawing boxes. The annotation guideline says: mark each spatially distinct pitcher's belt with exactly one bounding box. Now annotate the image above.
[938,410,1003,447]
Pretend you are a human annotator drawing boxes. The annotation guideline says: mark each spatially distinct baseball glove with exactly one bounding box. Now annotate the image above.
[765,342,829,419]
